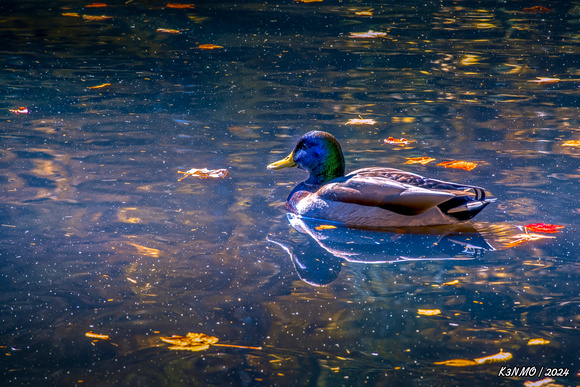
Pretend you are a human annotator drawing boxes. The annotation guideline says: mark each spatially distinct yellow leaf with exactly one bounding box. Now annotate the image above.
[473,349,513,364]
[198,44,224,50]
[562,140,580,147]
[441,279,460,286]
[85,332,110,340]
[417,309,441,316]
[527,338,550,345]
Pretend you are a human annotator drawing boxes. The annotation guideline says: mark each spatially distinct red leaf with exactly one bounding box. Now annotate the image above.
[524,223,565,233]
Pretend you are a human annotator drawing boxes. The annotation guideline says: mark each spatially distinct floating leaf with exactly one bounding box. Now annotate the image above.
[166,3,195,8]
[435,349,512,367]
[198,44,223,50]
[384,137,414,146]
[437,160,477,171]
[9,107,29,114]
[315,225,337,231]
[157,28,181,34]
[294,0,323,3]
[178,168,228,181]
[562,140,580,147]
[62,12,81,17]
[160,332,261,352]
[85,332,110,340]
[441,279,460,286]
[345,118,376,125]
[507,233,555,248]
[405,157,436,165]
[417,309,441,316]
[527,338,550,346]
[87,83,111,89]
[528,77,560,84]
[524,223,564,233]
[85,2,108,7]
[473,349,513,364]
[82,15,113,21]
[349,30,387,38]
[355,11,373,16]
[523,6,553,13]
[433,359,477,367]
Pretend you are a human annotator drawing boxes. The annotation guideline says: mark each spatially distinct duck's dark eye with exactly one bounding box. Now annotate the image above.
[296,142,307,151]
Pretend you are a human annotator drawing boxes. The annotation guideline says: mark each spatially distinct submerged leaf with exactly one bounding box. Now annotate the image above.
[437,160,477,171]
[166,3,195,8]
[524,223,564,233]
[433,359,477,367]
[178,168,228,180]
[405,157,436,165]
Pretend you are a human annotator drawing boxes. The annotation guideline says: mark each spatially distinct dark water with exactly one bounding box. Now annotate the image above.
[1,0,579,386]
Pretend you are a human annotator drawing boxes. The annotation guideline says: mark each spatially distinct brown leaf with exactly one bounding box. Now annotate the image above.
[157,28,181,34]
[166,3,195,9]
[85,2,108,7]
[178,168,228,181]
[198,44,224,50]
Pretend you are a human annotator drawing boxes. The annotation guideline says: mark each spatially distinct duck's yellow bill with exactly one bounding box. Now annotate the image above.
[267,152,296,170]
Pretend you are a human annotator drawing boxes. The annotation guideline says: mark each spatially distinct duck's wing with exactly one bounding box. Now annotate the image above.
[317,173,456,216]
[349,167,487,200]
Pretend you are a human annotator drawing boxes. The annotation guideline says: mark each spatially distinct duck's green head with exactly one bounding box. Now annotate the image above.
[268,131,346,185]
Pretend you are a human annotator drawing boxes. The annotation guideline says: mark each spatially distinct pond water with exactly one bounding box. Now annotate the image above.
[0,0,579,386]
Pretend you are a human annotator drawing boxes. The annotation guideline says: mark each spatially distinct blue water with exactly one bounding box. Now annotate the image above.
[0,1,578,385]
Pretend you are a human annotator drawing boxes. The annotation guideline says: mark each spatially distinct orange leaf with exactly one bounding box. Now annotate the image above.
[62,12,81,17]
[166,3,195,9]
[436,160,477,171]
[405,157,436,165]
[355,11,373,16]
[85,332,110,340]
[562,140,580,147]
[85,2,108,7]
[523,6,553,13]
[349,30,387,38]
[9,107,29,114]
[315,225,337,231]
[433,359,477,367]
[384,137,413,146]
[157,28,181,34]
[87,83,111,89]
[524,223,564,233]
[198,44,223,50]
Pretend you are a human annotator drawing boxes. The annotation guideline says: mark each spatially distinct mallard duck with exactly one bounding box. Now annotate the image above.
[267,131,495,228]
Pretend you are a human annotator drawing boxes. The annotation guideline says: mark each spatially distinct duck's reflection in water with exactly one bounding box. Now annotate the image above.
[269,213,496,286]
